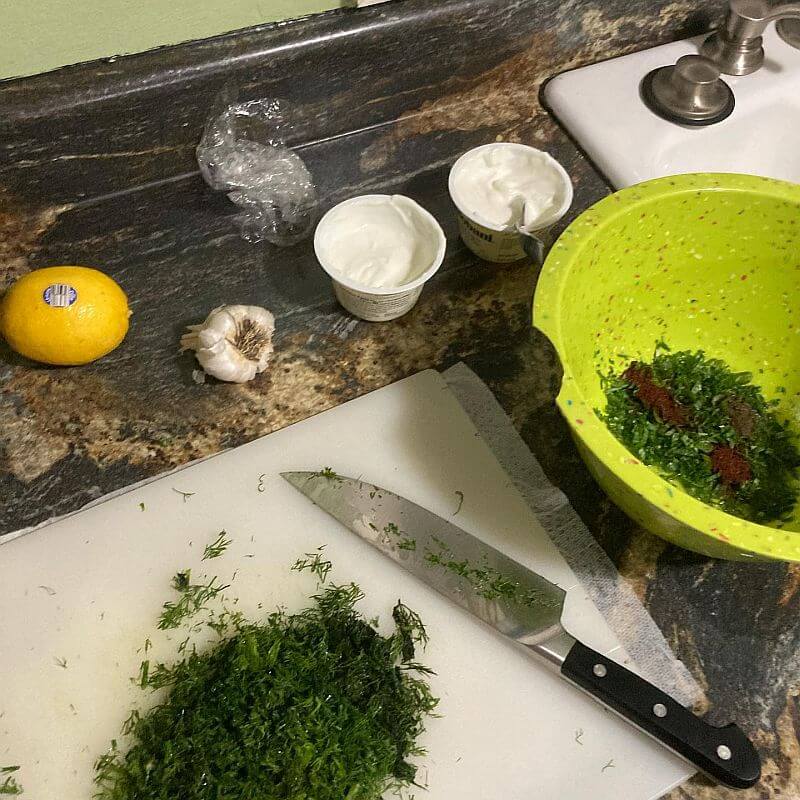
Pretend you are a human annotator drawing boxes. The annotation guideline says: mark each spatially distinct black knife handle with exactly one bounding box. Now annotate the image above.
[562,640,760,789]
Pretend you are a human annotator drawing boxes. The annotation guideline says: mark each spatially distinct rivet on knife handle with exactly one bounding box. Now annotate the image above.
[560,640,761,789]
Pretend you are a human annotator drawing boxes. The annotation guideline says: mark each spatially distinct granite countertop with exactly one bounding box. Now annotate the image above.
[1,0,799,797]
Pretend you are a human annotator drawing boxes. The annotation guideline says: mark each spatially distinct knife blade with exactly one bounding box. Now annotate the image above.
[282,470,760,790]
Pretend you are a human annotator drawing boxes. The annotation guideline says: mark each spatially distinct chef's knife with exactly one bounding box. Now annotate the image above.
[282,471,761,789]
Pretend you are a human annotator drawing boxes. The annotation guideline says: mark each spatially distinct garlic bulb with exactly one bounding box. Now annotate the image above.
[180,305,275,383]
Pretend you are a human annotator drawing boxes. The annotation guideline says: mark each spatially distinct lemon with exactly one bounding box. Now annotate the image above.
[0,266,131,366]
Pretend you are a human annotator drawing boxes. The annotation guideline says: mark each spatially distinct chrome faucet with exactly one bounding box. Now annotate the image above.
[701,0,800,74]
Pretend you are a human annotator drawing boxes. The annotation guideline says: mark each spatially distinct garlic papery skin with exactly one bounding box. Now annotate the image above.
[180,305,275,383]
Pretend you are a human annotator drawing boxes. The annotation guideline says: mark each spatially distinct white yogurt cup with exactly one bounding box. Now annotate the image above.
[448,142,573,263]
[314,194,446,322]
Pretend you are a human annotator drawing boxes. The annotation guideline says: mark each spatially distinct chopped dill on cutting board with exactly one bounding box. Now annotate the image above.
[201,530,231,561]
[157,571,228,630]
[291,546,332,583]
[0,766,22,796]
[94,553,437,800]
[601,344,800,523]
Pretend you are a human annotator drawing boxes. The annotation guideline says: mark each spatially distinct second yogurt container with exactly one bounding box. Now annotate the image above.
[448,142,573,263]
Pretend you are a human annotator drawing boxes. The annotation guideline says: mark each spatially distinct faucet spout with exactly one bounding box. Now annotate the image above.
[701,0,800,75]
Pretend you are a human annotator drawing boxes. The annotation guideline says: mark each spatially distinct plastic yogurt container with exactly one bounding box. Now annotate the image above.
[448,142,573,263]
[314,194,447,322]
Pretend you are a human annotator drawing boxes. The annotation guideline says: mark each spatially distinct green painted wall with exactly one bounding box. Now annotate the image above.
[0,0,345,80]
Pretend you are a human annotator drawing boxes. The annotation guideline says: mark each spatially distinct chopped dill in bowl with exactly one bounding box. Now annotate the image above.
[601,344,800,525]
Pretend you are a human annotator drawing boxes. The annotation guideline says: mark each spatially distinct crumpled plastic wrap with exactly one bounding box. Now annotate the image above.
[196,97,318,246]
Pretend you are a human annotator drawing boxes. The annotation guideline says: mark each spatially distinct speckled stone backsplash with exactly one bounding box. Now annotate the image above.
[1,0,721,206]
[5,1,800,798]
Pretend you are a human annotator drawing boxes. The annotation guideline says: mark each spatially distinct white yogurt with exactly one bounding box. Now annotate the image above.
[315,195,442,289]
[314,194,446,321]
[450,143,572,233]
[448,143,573,263]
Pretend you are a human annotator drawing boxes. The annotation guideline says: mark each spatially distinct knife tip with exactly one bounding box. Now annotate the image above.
[280,471,315,490]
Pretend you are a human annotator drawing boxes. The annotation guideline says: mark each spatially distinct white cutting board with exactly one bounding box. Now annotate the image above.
[0,370,692,799]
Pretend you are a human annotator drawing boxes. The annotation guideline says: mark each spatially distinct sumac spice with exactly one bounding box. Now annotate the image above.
[622,363,691,427]
[602,344,799,523]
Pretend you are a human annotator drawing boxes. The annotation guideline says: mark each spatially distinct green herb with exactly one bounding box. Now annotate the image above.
[601,345,800,523]
[453,491,464,516]
[202,531,231,561]
[381,524,418,553]
[398,538,417,551]
[158,572,229,630]
[138,502,145,512]
[391,602,429,661]
[174,570,191,590]
[207,609,245,638]
[292,546,332,583]
[316,467,341,481]
[54,657,68,669]
[172,488,195,503]
[95,569,437,800]
[0,767,22,796]
[121,711,140,736]
[424,540,560,609]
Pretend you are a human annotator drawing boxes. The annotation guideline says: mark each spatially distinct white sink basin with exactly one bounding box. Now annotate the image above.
[545,27,800,188]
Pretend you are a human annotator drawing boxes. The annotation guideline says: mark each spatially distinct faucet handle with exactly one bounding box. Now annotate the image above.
[674,53,722,84]
[641,55,735,126]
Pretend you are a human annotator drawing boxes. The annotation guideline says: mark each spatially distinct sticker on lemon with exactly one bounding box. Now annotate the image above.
[0,266,130,366]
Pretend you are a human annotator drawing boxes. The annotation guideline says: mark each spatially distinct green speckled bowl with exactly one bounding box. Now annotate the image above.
[534,174,800,561]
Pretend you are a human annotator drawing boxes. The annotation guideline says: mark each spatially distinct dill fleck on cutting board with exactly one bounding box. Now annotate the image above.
[156,572,229,630]
[201,531,231,561]
[171,488,195,503]
[0,766,22,796]
[291,546,332,583]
